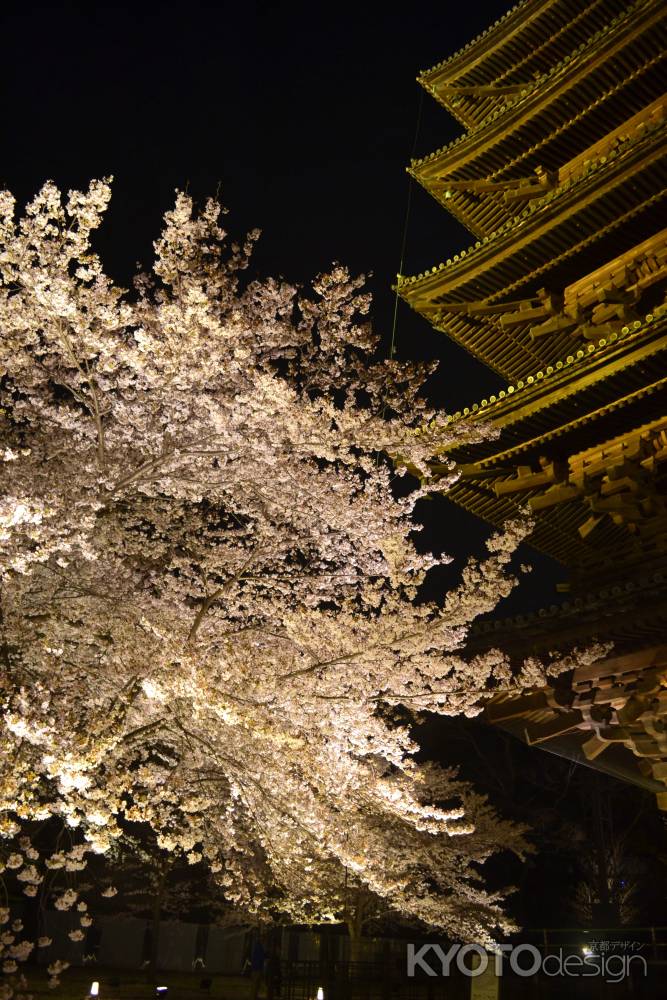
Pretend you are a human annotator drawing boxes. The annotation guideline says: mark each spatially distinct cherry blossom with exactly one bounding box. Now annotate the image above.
[0,180,591,988]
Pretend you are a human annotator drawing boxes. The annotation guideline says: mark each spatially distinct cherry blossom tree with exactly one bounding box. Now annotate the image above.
[0,180,597,993]
[254,761,535,961]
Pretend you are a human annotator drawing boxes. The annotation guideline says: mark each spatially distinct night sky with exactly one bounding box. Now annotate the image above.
[4,0,561,604]
[4,1,511,392]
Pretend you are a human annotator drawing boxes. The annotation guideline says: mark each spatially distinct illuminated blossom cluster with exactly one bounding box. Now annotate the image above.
[0,180,595,989]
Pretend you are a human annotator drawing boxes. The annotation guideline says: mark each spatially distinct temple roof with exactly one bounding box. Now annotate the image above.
[437,307,667,456]
[412,0,667,811]
[483,644,667,809]
[418,0,631,130]
[412,70,666,239]
[447,469,667,592]
[470,572,667,657]
[398,121,666,380]
[415,308,667,587]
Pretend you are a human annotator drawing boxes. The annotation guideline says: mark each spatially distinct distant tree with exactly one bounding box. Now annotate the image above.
[0,181,592,996]
[96,830,243,978]
[435,717,667,929]
[569,778,654,928]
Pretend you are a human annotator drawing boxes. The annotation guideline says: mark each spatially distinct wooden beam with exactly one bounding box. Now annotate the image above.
[494,461,566,496]
[524,711,584,744]
[435,84,526,97]
[485,689,550,722]
[500,291,562,328]
[414,296,537,316]
[581,733,609,760]
[529,484,581,510]
[430,178,530,194]
[530,312,578,339]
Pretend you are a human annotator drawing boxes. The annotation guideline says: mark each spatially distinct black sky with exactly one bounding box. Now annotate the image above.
[3,0,562,606]
[4,2,511,394]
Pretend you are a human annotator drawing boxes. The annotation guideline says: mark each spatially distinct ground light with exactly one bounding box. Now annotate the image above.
[89,983,99,997]
[316,988,324,1000]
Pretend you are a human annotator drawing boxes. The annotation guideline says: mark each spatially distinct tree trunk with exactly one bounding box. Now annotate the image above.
[349,933,362,965]
[148,875,165,982]
[348,913,364,966]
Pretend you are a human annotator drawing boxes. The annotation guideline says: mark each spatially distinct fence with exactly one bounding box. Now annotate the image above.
[279,959,469,1000]
[277,929,667,1000]
[31,922,667,998]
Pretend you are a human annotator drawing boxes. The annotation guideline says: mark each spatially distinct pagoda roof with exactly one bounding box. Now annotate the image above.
[418,0,631,130]
[482,643,667,809]
[417,308,667,585]
[412,64,666,239]
[447,452,667,590]
[414,0,664,195]
[469,571,667,657]
[398,119,666,380]
[412,0,667,813]
[439,307,667,460]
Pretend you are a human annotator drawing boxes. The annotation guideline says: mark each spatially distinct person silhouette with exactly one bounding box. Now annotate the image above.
[249,938,266,999]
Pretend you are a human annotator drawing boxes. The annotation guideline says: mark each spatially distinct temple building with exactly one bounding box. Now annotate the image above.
[397,0,667,807]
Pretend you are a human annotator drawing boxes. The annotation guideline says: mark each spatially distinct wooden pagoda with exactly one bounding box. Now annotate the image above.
[397,0,667,807]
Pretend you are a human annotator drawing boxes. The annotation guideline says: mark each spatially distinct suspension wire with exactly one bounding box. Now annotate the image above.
[388,87,425,363]
[375,88,425,470]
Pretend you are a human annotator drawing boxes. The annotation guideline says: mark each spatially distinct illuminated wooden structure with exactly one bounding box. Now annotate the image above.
[398,0,667,806]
